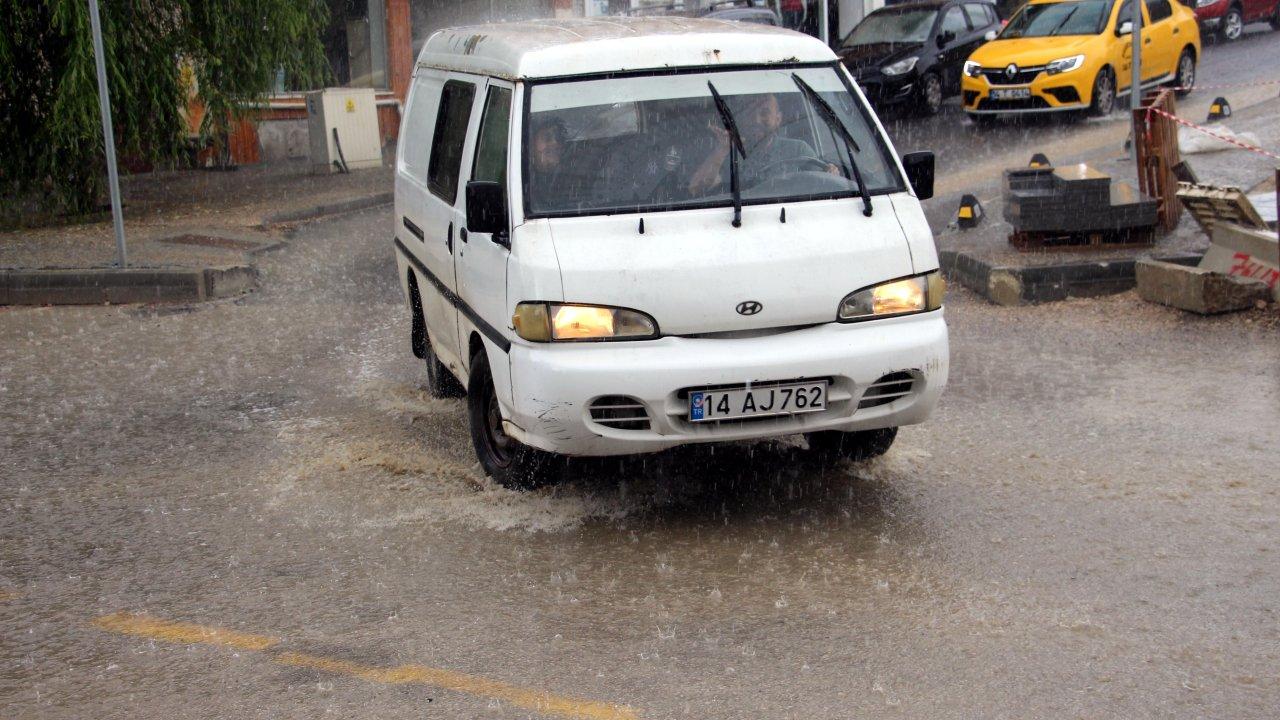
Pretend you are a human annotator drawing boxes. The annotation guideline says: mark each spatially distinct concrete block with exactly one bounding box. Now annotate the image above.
[1203,222,1279,301]
[1135,259,1270,314]
[204,265,258,299]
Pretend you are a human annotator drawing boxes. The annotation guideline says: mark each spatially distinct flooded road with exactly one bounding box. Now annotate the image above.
[2,202,1278,719]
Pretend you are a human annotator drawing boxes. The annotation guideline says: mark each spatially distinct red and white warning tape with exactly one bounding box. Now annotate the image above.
[1170,78,1280,93]
[1145,106,1280,162]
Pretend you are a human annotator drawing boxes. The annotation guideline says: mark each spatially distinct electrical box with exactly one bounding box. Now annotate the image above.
[306,88,382,173]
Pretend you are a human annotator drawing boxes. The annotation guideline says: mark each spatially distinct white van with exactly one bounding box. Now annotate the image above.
[393,18,949,488]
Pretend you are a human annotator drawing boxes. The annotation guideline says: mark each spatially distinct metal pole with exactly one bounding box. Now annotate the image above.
[1130,0,1142,113]
[819,0,830,46]
[87,0,127,268]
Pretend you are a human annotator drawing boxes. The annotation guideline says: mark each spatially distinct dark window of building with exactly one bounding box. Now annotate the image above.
[428,80,476,203]
[320,0,389,89]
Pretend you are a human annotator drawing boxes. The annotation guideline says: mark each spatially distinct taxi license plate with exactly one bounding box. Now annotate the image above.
[689,381,827,423]
[990,88,1031,100]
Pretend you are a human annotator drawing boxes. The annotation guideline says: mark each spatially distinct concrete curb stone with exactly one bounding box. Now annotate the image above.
[940,250,1204,306]
[0,265,257,306]
[260,192,393,227]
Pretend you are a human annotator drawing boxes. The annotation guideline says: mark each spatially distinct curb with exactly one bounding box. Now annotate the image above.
[260,192,393,227]
[940,249,1203,306]
[0,265,257,306]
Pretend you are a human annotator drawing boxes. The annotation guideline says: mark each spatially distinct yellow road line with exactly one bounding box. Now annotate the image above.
[276,651,637,720]
[92,612,278,651]
[91,613,637,720]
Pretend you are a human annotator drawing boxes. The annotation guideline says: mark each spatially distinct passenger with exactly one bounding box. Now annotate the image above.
[527,118,575,209]
[688,93,838,196]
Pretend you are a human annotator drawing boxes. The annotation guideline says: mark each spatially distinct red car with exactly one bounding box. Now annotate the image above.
[1191,0,1280,41]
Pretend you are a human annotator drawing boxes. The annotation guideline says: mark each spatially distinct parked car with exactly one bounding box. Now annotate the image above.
[395,18,949,488]
[838,0,1003,115]
[961,0,1200,121]
[623,0,782,25]
[1191,0,1280,41]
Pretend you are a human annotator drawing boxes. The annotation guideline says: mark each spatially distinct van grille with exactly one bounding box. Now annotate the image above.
[858,372,916,409]
[588,395,651,431]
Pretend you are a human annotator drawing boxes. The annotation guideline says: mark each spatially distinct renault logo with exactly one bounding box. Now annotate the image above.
[736,301,763,316]
[1005,63,1019,79]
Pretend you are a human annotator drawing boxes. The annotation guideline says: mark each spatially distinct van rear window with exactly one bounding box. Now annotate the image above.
[427,80,476,203]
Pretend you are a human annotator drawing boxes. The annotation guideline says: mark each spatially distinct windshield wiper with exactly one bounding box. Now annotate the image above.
[1046,7,1078,35]
[791,74,873,217]
[707,81,748,228]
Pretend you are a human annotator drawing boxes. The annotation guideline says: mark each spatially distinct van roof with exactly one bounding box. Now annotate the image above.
[415,17,836,81]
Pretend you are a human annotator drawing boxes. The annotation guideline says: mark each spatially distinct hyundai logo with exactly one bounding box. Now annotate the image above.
[736,301,763,316]
[1005,63,1019,79]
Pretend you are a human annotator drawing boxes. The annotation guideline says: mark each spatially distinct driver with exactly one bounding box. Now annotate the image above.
[688,92,838,197]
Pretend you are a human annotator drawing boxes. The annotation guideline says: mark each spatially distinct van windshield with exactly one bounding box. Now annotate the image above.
[523,65,903,218]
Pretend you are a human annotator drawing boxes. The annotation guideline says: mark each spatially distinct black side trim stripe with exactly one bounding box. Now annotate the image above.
[394,237,511,354]
[402,216,424,241]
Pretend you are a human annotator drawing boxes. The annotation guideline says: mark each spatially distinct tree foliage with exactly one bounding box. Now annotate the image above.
[0,0,329,218]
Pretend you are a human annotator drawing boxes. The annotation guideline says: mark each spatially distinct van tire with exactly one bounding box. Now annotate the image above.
[806,427,898,461]
[467,348,561,490]
[409,280,465,398]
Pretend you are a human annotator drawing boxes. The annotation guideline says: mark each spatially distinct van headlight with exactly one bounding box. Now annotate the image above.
[881,56,918,76]
[512,302,659,342]
[1045,55,1084,75]
[963,60,983,78]
[838,272,945,322]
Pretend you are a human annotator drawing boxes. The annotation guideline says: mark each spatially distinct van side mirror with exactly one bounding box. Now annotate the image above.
[902,151,935,200]
[1116,20,1133,36]
[465,180,509,245]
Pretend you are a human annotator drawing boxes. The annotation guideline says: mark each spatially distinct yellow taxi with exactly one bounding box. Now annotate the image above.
[961,0,1200,120]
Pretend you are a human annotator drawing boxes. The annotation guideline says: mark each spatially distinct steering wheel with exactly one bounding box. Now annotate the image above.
[752,155,833,179]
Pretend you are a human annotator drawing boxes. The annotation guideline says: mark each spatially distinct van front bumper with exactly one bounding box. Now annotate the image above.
[503,311,949,457]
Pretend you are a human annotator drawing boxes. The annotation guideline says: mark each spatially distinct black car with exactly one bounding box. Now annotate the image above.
[838,0,1001,115]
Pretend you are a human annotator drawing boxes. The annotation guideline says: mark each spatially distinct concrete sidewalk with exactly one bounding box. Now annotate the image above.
[1,161,391,304]
[928,92,1280,306]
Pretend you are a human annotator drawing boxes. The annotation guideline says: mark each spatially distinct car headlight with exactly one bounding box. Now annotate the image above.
[963,60,983,78]
[838,272,945,322]
[881,56,918,76]
[512,302,659,342]
[1045,54,1085,75]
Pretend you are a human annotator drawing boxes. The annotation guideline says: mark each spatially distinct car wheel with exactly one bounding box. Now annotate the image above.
[1220,3,1244,40]
[806,427,898,461]
[1088,67,1116,117]
[409,280,465,398]
[917,73,944,116]
[1173,48,1196,96]
[467,348,560,490]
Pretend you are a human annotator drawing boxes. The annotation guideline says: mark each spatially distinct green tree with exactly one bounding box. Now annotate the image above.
[0,0,329,219]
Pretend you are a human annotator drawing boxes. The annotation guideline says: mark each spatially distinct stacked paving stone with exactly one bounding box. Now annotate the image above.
[1003,164,1157,233]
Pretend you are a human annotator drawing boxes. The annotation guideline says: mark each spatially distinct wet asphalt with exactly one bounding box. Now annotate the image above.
[3,28,1280,720]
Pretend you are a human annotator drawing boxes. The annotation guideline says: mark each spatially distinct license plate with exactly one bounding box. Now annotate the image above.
[990,88,1031,100]
[689,381,827,423]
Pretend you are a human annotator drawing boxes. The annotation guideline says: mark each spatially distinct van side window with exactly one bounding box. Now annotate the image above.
[427,80,476,203]
[472,86,512,186]
[402,76,442,184]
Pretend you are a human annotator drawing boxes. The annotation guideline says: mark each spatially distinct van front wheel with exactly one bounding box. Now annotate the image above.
[467,349,560,490]
[806,427,898,461]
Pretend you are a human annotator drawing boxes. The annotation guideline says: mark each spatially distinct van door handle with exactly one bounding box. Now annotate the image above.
[460,227,469,243]
[446,222,453,254]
